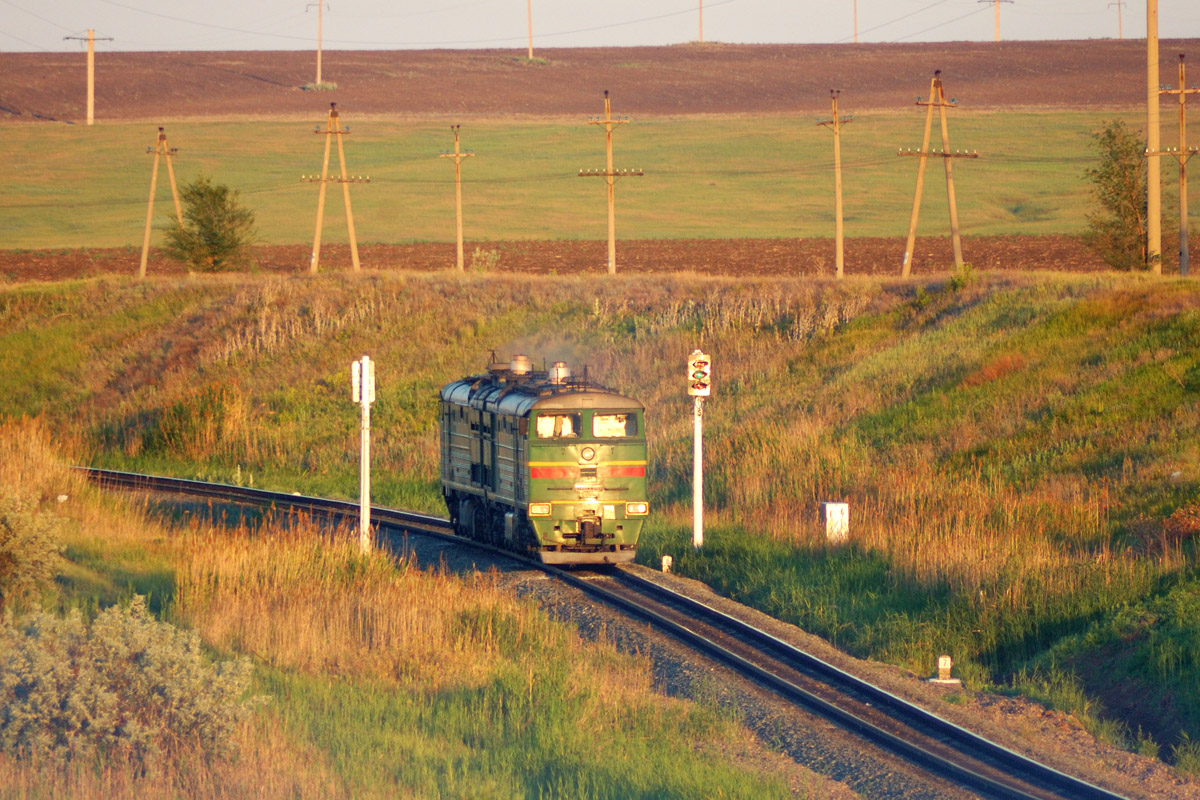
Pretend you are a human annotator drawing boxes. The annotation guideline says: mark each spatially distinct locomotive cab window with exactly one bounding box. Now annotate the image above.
[535,412,581,439]
[593,412,638,438]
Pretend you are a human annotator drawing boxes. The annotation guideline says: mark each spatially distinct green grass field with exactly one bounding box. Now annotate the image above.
[1,110,1174,250]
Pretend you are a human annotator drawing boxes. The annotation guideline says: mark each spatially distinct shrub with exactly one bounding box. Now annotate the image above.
[0,497,62,611]
[0,597,253,767]
[163,176,257,272]
[1083,120,1148,271]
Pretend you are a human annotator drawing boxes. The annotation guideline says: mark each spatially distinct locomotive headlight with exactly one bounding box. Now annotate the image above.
[580,446,596,461]
[528,502,552,517]
[626,502,649,516]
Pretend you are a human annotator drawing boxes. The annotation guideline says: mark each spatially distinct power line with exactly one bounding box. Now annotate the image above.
[0,0,77,35]
[0,29,51,52]
[893,4,993,42]
[833,0,955,43]
[90,0,741,48]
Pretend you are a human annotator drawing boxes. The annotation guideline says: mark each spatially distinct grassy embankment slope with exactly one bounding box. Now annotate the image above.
[0,111,1159,250]
[0,418,804,799]
[4,269,1200,770]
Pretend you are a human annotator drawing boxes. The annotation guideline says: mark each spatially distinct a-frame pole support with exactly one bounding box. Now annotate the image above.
[303,102,370,274]
[139,126,182,279]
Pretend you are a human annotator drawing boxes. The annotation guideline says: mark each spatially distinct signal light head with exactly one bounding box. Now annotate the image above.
[687,350,712,397]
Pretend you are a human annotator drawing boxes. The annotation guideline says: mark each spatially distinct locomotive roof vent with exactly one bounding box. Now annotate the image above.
[510,354,533,375]
[549,361,571,384]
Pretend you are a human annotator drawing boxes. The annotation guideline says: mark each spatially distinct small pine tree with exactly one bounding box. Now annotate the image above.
[1083,120,1148,271]
[163,175,257,272]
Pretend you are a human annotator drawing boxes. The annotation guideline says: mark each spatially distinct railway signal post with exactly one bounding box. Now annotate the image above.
[818,90,853,279]
[580,91,643,275]
[1153,54,1200,276]
[303,103,370,274]
[898,71,978,277]
[351,355,376,552]
[139,127,183,279]
[439,125,475,272]
[688,350,711,549]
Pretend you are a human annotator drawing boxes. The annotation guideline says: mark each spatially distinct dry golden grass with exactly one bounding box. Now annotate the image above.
[0,418,82,505]
[0,715,344,800]
[174,515,654,697]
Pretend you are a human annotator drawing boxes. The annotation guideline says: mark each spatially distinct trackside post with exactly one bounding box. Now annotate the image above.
[688,350,711,549]
[351,355,376,552]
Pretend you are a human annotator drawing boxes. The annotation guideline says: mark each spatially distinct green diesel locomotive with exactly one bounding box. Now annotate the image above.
[439,355,648,565]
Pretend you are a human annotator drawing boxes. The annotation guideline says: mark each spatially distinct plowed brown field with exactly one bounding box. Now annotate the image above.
[0,235,1107,282]
[4,39,1193,279]
[2,40,1194,121]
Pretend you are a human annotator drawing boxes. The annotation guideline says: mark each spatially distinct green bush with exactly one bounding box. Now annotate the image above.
[0,597,253,766]
[1083,120,1148,270]
[163,175,257,272]
[0,497,62,611]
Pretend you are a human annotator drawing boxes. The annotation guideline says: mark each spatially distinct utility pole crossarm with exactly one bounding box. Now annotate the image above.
[818,89,852,278]
[578,169,645,177]
[977,0,1013,42]
[301,176,372,183]
[898,149,980,159]
[898,71,977,276]
[305,102,367,273]
[64,30,113,126]
[1154,53,1199,275]
[439,125,476,271]
[138,126,183,279]
[579,90,642,275]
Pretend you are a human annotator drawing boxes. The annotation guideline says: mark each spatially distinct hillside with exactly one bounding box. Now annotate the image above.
[3,39,1197,123]
[5,269,1200,783]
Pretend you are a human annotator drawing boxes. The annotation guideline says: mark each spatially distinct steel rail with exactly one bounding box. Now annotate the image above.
[82,468,1127,800]
[594,569,1128,800]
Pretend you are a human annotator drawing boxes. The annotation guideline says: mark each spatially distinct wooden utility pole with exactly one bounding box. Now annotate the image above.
[853,0,858,43]
[139,127,183,279]
[303,103,369,273]
[818,90,853,279]
[978,0,1012,42]
[1109,1,1124,40]
[64,29,112,126]
[307,2,326,84]
[1154,54,1200,276]
[579,91,643,274]
[699,0,704,43]
[439,125,475,272]
[899,71,979,277]
[526,0,534,59]
[1148,0,1162,274]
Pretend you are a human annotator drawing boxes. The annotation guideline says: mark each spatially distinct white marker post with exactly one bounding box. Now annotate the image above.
[351,355,376,552]
[687,350,711,549]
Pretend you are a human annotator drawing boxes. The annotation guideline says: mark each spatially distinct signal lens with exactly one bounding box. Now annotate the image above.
[529,503,552,516]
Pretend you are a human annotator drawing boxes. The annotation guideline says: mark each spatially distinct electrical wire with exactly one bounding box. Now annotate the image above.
[89,0,740,48]
[0,0,76,35]
[0,29,51,52]
[833,0,955,43]
[893,4,993,42]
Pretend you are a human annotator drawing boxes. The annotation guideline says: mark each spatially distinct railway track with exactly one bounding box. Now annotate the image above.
[83,468,1128,800]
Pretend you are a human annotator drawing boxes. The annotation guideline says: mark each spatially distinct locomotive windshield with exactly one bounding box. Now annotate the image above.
[535,412,581,438]
[593,412,638,438]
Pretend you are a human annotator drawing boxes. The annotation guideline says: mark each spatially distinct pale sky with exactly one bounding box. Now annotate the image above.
[2,0,1198,53]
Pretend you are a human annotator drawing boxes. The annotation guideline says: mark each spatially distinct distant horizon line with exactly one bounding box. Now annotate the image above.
[10,36,1200,56]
